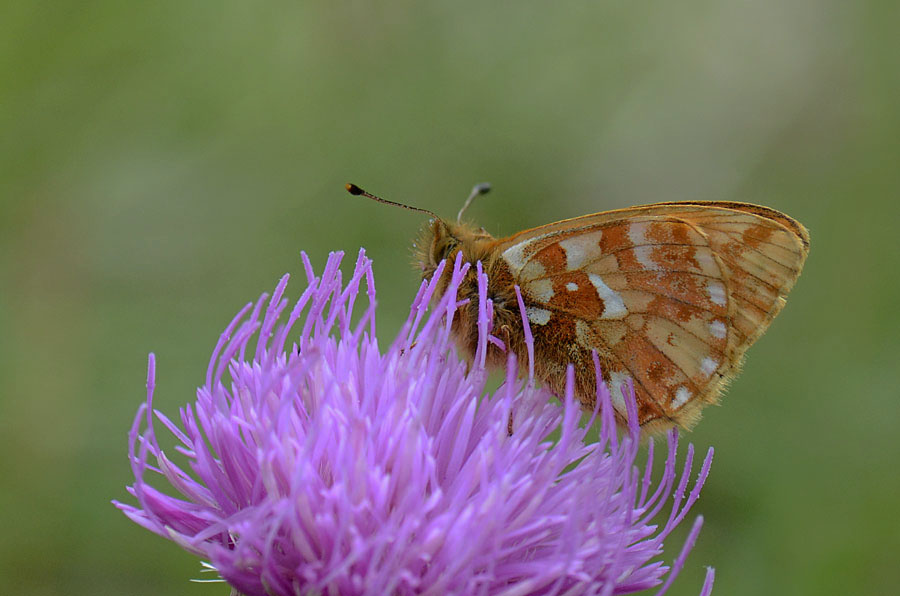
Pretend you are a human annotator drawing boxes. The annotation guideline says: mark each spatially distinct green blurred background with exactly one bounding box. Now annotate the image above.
[2,1,898,595]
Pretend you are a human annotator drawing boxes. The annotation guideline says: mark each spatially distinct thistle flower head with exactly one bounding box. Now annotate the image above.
[116,249,715,595]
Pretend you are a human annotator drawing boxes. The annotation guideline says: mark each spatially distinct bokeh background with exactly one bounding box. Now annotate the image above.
[2,1,898,595]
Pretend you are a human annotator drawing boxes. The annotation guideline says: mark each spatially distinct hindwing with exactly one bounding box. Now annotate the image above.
[494,201,809,430]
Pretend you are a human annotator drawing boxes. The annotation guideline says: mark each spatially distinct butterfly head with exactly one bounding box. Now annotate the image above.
[345,182,496,282]
[416,218,496,281]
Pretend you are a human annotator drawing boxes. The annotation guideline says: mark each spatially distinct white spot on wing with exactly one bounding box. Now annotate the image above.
[559,231,602,270]
[673,386,692,408]
[633,246,660,271]
[696,250,717,272]
[701,357,718,377]
[559,237,585,270]
[628,221,648,245]
[588,273,627,319]
[566,282,579,291]
[501,238,538,272]
[609,371,631,414]
[709,320,727,339]
[526,279,554,302]
[707,281,727,306]
[525,306,551,326]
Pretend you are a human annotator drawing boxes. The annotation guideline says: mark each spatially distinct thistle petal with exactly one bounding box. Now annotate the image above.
[114,248,713,595]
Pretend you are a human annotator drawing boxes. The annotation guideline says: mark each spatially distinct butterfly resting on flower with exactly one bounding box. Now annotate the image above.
[348,183,810,434]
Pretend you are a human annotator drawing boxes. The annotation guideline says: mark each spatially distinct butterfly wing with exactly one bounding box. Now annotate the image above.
[646,202,809,356]
[492,202,809,431]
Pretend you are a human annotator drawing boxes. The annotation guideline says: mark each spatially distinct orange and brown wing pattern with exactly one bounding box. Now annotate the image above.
[646,202,809,359]
[494,202,809,431]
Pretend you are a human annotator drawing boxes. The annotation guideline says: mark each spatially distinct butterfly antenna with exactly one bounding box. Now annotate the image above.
[345,183,440,220]
[457,182,491,223]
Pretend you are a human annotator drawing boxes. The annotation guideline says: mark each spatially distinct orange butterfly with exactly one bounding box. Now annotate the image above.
[348,183,810,433]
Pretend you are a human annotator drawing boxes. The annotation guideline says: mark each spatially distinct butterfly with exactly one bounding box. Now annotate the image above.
[347,183,810,433]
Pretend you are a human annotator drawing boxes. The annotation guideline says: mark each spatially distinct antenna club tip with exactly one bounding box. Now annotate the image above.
[346,183,363,195]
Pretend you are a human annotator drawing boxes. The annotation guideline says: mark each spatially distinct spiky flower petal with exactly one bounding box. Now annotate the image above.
[116,250,714,595]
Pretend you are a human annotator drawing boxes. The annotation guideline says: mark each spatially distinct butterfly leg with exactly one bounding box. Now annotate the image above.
[496,323,517,436]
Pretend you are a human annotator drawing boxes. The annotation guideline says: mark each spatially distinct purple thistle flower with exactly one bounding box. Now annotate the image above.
[115,249,715,596]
